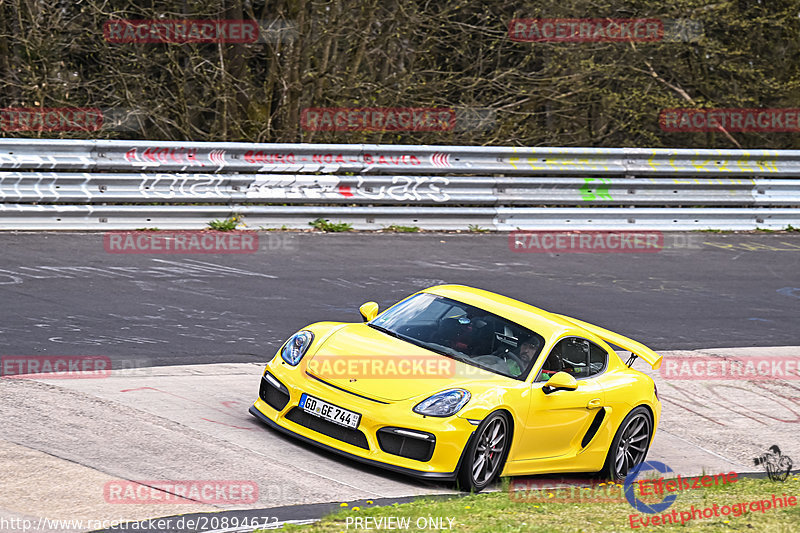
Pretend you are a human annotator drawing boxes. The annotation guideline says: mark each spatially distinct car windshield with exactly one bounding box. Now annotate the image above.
[369,292,545,380]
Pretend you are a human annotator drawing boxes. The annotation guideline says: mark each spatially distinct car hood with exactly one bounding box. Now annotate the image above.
[305,323,499,401]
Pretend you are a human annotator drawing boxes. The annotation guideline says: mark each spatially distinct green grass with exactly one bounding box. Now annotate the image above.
[468,224,490,233]
[207,216,242,231]
[696,226,800,233]
[384,225,420,233]
[273,476,800,533]
[309,218,353,232]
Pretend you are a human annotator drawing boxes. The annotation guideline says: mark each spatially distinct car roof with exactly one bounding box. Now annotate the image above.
[422,284,578,340]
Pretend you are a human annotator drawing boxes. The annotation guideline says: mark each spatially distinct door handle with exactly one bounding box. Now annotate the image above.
[587,398,602,409]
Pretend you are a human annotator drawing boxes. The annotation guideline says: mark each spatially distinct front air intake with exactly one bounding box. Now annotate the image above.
[377,427,436,462]
[259,372,290,411]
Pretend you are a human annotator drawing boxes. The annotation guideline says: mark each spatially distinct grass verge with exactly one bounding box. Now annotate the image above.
[207,215,242,231]
[383,225,421,233]
[271,476,799,533]
[309,218,353,232]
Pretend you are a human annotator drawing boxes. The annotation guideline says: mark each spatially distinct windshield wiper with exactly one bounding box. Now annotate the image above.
[368,325,465,361]
[421,342,470,362]
[367,323,410,342]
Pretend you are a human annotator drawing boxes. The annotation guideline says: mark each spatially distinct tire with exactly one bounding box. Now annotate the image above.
[602,406,653,483]
[456,411,511,492]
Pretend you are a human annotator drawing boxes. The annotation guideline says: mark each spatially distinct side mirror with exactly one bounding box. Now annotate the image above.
[542,371,578,395]
[359,302,379,322]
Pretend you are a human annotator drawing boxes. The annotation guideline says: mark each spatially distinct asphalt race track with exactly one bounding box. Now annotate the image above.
[1,232,800,359]
[1,231,799,532]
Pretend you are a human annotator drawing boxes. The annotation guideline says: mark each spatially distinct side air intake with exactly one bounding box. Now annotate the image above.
[581,408,606,448]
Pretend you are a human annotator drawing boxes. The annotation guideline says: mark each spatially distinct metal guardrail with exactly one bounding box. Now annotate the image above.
[1,205,798,231]
[2,173,800,206]
[1,139,799,230]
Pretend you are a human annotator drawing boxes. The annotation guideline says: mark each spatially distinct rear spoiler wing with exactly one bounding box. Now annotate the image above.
[554,314,662,370]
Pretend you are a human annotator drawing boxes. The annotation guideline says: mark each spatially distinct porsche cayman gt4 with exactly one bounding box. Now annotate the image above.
[249,285,662,491]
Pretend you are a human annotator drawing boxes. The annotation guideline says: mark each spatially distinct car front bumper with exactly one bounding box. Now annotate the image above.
[249,362,477,480]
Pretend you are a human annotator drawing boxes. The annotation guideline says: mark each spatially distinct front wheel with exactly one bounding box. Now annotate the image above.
[457,411,510,492]
[602,406,653,482]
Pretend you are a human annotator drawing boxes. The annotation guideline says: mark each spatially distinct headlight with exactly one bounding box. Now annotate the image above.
[280,331,314,366]
[413,389,471,417]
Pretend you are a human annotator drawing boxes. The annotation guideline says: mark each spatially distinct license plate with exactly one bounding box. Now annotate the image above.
[299,393,361,429]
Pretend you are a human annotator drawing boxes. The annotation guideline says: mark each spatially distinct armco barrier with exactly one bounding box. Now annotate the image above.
[0,139,798,230]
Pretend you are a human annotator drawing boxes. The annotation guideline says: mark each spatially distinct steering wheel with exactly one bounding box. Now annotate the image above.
[505,350,526,371]
[490,347,526,375]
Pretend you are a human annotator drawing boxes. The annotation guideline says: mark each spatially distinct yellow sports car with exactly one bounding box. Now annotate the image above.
[249,285,662,491]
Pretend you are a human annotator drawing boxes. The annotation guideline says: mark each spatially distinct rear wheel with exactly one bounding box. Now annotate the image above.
[602,406,652,483]
[457,411,510,492]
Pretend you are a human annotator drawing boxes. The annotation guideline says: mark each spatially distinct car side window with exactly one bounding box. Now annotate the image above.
[588,341,608,376]
[535,337,607,382]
